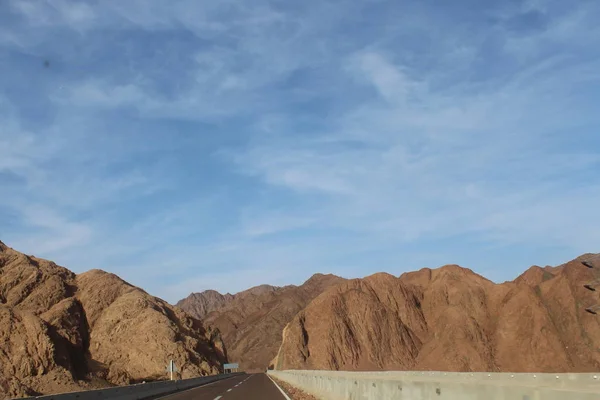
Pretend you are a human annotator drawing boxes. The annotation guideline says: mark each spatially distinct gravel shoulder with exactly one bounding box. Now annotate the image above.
[270,376,321,400]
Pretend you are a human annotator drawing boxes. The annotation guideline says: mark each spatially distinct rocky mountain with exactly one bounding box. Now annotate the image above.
[177,274,346,372]
[273,254,600,372]
[176,290,234,321]
[0,241,227,399]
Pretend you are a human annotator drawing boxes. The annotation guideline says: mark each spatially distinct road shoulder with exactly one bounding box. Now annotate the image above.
[268,376,321,400]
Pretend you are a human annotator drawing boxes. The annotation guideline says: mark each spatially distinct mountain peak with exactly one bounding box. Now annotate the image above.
[363,271,397,284]
[199,289,224,297]
[301,273,346,295]
[436,263,470,273]
[304,272,328,282]
[433,264,492,284]
[244,284,278,296]
[515,265,555,286]
[302,272,342,285]
[399,267,433,287]
[175,289,233,319]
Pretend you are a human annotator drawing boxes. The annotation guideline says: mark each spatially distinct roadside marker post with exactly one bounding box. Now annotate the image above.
[166,360,178,381]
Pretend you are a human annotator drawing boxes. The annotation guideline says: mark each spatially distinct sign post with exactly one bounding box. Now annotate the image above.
[166,360,178,380]
[223,363,239,373]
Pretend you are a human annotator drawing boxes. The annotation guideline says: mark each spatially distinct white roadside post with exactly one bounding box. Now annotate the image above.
[166,360,178,381]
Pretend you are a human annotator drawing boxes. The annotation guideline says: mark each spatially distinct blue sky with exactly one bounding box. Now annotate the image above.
[1,0,599,303]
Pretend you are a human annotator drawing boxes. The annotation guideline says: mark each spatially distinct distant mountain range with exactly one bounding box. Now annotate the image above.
[177,273,346,371]
[3,237,600,399]
[178,253,600,373]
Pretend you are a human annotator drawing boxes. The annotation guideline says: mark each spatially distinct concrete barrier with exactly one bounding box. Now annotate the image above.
[268,370,600,400]
[15,373,244,400]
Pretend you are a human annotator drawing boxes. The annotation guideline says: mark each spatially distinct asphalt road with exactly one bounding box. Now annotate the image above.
[159,373,289,400]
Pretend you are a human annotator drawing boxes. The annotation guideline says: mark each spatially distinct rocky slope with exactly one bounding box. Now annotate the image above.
[0,241,227,399]
[273,254,600,372]
[177,274,346,372]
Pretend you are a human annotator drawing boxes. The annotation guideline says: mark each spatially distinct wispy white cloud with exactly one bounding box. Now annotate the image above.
[230,5,600,253]
[10,0,97,32]
[10,205,93,254]
[349,52,416,103]
[239,209,316,237]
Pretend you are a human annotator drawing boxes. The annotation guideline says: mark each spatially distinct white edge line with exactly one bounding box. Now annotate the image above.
[267,374,292,400]
[154,375,240,400]
[214,397,222,400]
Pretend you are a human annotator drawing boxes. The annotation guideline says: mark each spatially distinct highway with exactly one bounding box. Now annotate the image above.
[158,373,289,400]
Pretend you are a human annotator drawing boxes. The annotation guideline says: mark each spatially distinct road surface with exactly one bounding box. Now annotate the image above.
[158,373,289,400]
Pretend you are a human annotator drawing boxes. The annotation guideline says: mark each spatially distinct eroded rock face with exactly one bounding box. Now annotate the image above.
[0,241,227,399]
[177,274,346,372]
[273,255,600,373]
[274,273,425,371]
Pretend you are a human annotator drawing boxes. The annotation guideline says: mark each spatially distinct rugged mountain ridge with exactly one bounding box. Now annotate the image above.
[273,254,600,372]
[0,241,227,399]
[177,274,346,371]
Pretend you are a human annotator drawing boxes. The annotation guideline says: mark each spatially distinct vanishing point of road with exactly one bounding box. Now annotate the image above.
[159,373,289,400]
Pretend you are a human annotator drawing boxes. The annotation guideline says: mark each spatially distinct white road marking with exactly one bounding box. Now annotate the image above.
[267,374,292,400]
[214,396,222,400]
[227,388,232,392]
[153,376,235,400]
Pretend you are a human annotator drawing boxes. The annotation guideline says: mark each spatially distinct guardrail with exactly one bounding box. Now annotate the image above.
[14,373,244,400]
[268,370,600,400]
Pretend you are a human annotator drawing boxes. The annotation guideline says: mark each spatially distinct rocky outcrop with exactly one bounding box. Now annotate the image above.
[0,241,227,399]
[273,255,600,373]
[177,274,346,372]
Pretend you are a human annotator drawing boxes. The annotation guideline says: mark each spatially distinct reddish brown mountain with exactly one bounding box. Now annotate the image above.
[0,241,226,399]
[176,290,234,320]
[273,254,600,372]
[177,274,346,372]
